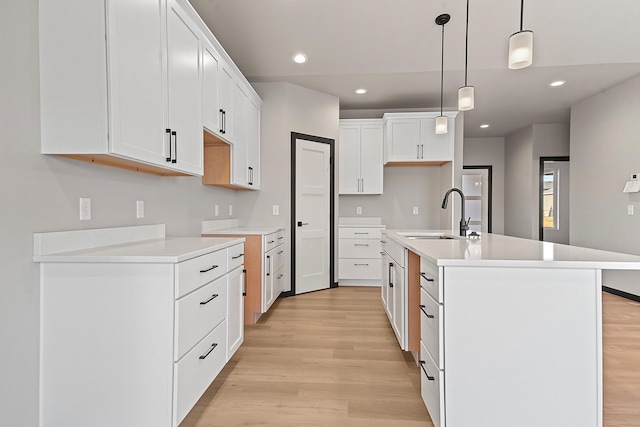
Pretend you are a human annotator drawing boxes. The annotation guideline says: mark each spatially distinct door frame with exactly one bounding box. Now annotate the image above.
[462,165,493,233]
[538,156,570,241]
[285,132,336,297]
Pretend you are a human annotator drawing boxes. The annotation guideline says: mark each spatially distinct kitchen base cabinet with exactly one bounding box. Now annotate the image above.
[338,224,385,286]
[35,234,245,427]
[381,237,408,350]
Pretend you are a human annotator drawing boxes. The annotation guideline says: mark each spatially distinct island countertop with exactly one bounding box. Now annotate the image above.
[383,229,640,269]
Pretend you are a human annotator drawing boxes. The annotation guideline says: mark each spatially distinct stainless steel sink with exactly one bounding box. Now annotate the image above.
[397,232,458,240]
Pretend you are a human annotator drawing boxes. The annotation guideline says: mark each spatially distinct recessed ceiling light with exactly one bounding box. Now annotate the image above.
[355,89,367,94]
[292,53,307,64]
[549,80,566,87]
[480,124,490,129]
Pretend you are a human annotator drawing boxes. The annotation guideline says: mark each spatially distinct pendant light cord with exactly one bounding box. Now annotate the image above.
[464,0,469,86]
[440,22,444,116]
[520,0,524,31]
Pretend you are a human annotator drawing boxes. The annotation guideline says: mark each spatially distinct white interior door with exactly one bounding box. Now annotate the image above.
[542,160,570,244]
[462,169,490,233]
[295,139,330,294]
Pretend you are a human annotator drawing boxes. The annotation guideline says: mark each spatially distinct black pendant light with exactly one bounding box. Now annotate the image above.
[435,13,449,135]
[508,0,533,69]
[458,0,474,110]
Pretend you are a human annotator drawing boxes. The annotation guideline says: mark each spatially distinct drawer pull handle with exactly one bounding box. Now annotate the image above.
[277,274,284,279]
[200,294,219,305]
[199,343,218,360]
[354,243,370,247]
[268,240,275,244]
[419,304,435,318]
[354,232,369,235]
[380,240,387,243]
[420,272,435,282]
[419,360,435,381]
[278,237,284,240]
[199,264,219,273]
[232,253,244,259]
[278,250,284,254]
[354,263,369,266]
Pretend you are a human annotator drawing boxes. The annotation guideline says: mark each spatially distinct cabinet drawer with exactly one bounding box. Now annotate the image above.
[273,266,286,297]
[339,227,383,239]
[339,239,382,259]
[420,340,444,427]
[420,287,443,369]
[174,320,227,425]
[264,233,277,252]
[382,238,405,267]
[339,259,382,280]
[176,249,228,298]
[227,243,245,271]
[420,257,441,303]
[175,276,227,360]
[274,246,286,272]
[275,229,286,245]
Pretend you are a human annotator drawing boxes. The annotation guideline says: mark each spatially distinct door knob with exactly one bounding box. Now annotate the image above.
[297,221,310,227]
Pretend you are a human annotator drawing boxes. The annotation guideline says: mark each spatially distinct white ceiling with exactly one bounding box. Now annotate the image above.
[190,0,640,137]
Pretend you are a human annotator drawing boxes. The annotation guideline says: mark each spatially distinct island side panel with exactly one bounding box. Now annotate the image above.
[407,249,421,352]
[443,266,602,427]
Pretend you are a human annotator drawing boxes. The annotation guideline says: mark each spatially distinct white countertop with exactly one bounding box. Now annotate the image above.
[33,237,245,263]
[384,230,640,269]
[202,226,284,236]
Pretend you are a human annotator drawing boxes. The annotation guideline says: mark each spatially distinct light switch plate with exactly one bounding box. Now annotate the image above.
[356,207,362,215]
[413,206,419,215]
[628,205,634,215]
[229,205,233,216]
[273,205,280,215]
[214,205,219,217]
[79,198,91,221]
[136,200,144,219]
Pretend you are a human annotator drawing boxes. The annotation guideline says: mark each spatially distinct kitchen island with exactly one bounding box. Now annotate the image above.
[381,230,640,427]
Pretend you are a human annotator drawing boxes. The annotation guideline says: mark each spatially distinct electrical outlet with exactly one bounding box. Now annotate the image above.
[229,205,233,216]
[136,200,144,219]
[629,205,634,215]
[79,198,91,220]
[214,205,219,217]
[273,205,280,215]
[413,206,419,215]
[356,207,362,215]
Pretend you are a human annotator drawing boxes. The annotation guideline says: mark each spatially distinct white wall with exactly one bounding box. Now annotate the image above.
[463,137,506,234]
[1,2,240,423]
[571,75,640,296]
[242,82,339,288]
[504,123,570,239]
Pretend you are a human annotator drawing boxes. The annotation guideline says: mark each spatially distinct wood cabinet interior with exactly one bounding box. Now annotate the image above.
[385,161,448,167]
[203,233,263,324]
[407,249,420,353]
[59,154,189,176]
[203,130,251,190]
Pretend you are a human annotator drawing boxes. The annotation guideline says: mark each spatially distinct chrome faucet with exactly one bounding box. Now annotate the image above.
[441,188,470,237]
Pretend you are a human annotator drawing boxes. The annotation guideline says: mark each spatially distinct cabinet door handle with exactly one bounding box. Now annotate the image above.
[199,264,219,273]
[199,343,218,359]
[242,268,247,296]
[200,294,219,305]
[171,131,177,163]
[417,144,420,159]
[165,128,172,162]
[232,253,244,260]
[420,272,435,282]
[248,166,253,185]
[421,144,424,159]
[354,243,370,247]
[419,304,435,319]
[222,110,226,134]
[388,262,394,287]
[419,360,435,381]
[219,109,224,133]
[266,255,271,276]
[361,178,364,192]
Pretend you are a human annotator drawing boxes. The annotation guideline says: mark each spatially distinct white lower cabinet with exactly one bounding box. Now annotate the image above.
[263,231,286,312]
[38,240,245,427]
[381,237,408,350]
[338,225,385,285]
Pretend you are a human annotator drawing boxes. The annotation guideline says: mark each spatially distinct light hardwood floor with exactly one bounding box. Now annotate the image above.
[181,288,640,427]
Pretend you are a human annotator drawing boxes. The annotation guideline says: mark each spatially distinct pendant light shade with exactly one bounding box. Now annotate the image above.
[458,0,474,111]
[435,14,449,135]
[435,116,448,134]
[508,0,533,69]
[508,30,533,69]
[458,85,474,110]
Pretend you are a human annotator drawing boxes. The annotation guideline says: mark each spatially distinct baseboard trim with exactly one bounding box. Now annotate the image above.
[603,286,640,303]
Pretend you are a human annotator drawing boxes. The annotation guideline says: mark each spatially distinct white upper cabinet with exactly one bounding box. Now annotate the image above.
[202,38,221,136]
[232,83,249,185]
[247,97,261,189]
[218,63,235,141]
[338,119,383,195]
[383,112,457,165]
[40,0,203,176]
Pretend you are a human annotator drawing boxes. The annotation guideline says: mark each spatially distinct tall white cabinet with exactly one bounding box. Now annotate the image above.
[338,119,384,194]
[34,227,246,427]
